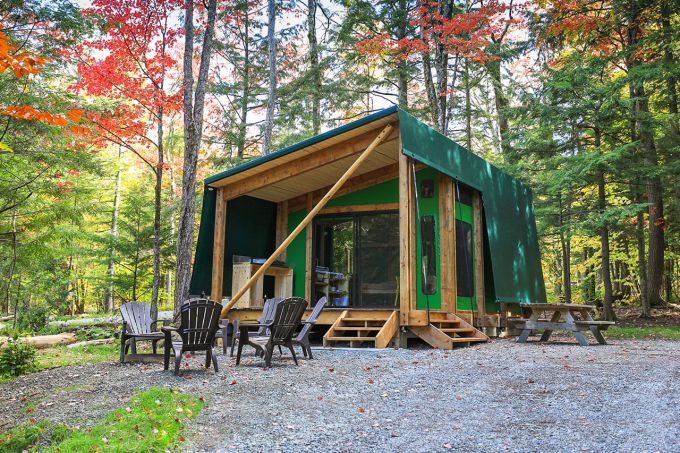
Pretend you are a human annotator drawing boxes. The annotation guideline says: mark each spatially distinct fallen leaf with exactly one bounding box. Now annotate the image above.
[358,407,365,413]
[179,436,186,442]
[229,380,237,385]
[184,375,193,379]
[367,379,374,384]
[328,368,335,372]
[528,378,535,384]
[176,407,184,413]
[455,395,463,400]
[186,408,193,418]
[125,407,132,413]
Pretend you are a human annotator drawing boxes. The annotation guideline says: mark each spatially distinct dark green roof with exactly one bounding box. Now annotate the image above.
[204,106,399,185]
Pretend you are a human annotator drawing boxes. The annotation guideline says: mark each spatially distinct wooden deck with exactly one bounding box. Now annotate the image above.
[223,307,489,349]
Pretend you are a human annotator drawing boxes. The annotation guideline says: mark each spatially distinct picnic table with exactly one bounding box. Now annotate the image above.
[515,303,614,346]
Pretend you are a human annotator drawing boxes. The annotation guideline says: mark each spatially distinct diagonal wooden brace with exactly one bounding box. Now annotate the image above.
[220,123,395,319]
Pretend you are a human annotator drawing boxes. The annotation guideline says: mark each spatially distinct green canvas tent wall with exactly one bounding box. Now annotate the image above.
[189,106,546,309]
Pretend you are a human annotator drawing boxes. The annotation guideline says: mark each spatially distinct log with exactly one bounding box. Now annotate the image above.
[220,123,395,319]
[66,338,115,349]
[0,333,77,349]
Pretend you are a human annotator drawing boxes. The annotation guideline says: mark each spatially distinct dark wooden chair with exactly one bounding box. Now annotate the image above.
[236,297,307,368]
[162,299,223,375]
[229,297,282,356]
[292,297,327,359]
[119,302,167,363]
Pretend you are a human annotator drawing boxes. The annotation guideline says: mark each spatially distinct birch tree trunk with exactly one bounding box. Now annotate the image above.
[175,0,218,311]
[262,0,277,154]
[104,147,122,313]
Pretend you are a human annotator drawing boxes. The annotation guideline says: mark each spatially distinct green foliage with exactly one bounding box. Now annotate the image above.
[0,337,36,377]
[16,303,51,333]
[0,388,204,452]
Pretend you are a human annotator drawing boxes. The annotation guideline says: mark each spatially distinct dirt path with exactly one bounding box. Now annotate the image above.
[1,339,678,452]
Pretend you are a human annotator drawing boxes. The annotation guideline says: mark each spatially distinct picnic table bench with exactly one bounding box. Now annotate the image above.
[515,303,614,346]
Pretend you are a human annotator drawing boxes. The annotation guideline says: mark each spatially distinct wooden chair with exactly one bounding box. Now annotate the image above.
[119,302,167,363]
[292,297,327,359]
[162,299,223,375]
[229,297,282,356]
[236,297,307,368]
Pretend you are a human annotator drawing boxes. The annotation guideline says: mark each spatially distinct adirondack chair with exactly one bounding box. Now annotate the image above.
[119,302,167,363]
[292,297,327,359]
[235,297,307,368]
[229,297,282,357]
[162,299,223,375]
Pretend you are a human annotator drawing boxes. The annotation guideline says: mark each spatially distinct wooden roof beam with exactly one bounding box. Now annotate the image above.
[219,127,399,201]
[287,161,425,212]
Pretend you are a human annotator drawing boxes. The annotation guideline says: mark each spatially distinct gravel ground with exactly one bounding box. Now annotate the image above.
[1,339,678,453]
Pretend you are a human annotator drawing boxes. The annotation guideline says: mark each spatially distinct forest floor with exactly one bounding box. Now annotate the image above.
[0,338,678,452]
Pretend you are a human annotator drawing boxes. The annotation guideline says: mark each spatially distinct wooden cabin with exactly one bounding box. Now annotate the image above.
[189,107,546,349]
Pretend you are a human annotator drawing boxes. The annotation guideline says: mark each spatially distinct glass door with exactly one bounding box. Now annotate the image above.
[356,213,400,307]
[313,211,399,308]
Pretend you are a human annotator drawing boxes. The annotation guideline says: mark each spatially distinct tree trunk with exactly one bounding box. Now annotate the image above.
[175,0,218,311]
[625,3,665,309]
[434,0,454,133]
[237,7,251,159]
[3,208,18,315]
[597,160,614,320]
[105,147,122,312]
[150,113,163,322]
[558,193,572,304]
[635,182,649,316]
[307,0,322,133]
[262,0,277,154]
[167,149,176,305]
[464,58,472,150]
[634,82,665,308]
[396,0,408,108]
[660,0,679,137]
[484,57,509,158]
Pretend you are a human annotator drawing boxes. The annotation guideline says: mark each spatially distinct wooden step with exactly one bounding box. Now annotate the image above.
[439,327,475,334]
[323,310,399,348]
[334,326,382,331]
[431,319,461,325]
[450,337,487,343]
[409,313,488,349]
[325,336,376,342]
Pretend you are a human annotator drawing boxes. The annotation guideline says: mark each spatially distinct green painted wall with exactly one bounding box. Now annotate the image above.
[286,176,400,299]
[283,167,499,314]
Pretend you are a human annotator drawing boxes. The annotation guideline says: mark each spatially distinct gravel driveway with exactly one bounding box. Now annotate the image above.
[1,339,678,453]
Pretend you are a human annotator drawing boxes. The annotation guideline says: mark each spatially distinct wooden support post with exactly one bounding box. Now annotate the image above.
[473,191,485,318]
[305,194,313,303]
[276,200,288,260]
[211,188,227,303]
[439,174,456,313]
[220,123,395,318]
[399,151,416,325]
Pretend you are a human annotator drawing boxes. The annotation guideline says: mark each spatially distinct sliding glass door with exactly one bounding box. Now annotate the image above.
[313,211,399,308]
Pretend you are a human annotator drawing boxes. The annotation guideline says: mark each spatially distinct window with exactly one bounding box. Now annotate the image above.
[456,219,474,297]
[420,215,437,295]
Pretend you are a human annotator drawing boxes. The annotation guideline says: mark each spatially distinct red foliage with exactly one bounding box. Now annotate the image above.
[357,0,512,65]
[71,0,183,158]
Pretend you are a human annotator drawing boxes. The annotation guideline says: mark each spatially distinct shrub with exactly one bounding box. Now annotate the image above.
[0,337,37,377]
[16,303,50,332]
